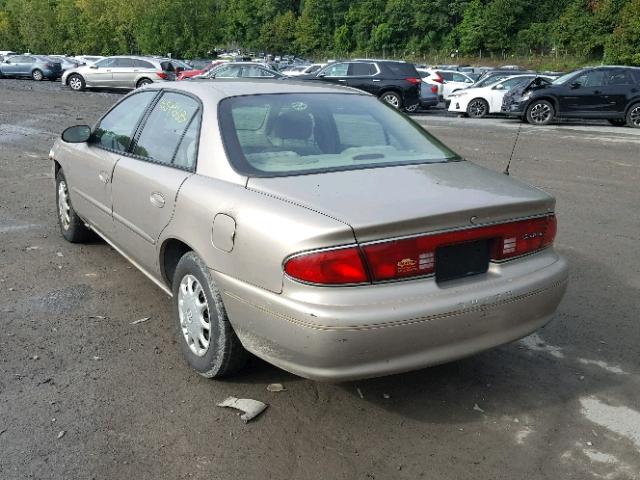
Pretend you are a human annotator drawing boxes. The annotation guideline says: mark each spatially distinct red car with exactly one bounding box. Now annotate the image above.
[177,60,227,80]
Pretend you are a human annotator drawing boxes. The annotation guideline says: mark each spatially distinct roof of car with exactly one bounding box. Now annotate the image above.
[145,78,364,101]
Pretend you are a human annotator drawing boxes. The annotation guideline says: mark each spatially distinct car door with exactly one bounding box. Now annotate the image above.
[86,57,115,86]
[346,62,378,94]
[315,62,349,85]
[110,57,135,87]
[602,68,636,114]
[65,91,157,237]
[558,70,607,115]
[1,55,22,75]
[110,91,201,273]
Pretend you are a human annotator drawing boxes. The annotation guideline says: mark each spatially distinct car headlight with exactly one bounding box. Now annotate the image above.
[521,91,532,101]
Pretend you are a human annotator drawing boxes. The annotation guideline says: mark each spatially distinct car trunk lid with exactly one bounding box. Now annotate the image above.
[247,161,555,244]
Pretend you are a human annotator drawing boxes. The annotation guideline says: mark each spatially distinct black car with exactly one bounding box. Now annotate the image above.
[506,66,640,128]
[298,60,421,111]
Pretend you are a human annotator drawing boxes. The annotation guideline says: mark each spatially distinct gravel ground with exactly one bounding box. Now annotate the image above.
[1,79,639,480]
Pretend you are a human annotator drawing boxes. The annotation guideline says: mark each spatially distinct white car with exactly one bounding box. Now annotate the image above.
[448,75,549,118]
[436,70,476,99]
[285,63,326,76]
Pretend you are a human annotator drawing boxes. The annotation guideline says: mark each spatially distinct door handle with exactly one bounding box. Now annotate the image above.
[149,192,165,208]
[338,79,346,82]
[372,79,381,82]
[98,171,110,184]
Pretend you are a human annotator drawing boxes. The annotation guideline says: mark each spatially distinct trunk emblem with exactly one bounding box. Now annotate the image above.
[397,258,418,273]
[470,216,479,224]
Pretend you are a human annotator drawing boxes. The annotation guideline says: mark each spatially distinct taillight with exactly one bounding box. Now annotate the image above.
[284,215,556,285]
[433,73,444,84]
[363,216,557,281]
[46,63,55,68]
[431,85,438,94]
[156,72,168,80]
[284,247,369,285]
[405,77,421,85]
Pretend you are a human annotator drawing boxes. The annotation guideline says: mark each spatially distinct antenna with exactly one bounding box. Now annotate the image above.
[504,120,524,176]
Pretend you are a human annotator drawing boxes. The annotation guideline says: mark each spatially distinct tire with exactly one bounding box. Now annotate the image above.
[172,252,248,378]
[626,103,640,128]
[466,98,489,118]
[32,69,44,81]
[136,78,152,88]
[380,91,402,109]
[68,74,85,91]
[526,100,554,125]
[55,169,92,243]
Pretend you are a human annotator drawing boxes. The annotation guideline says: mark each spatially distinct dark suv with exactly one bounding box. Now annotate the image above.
[298,60,421,111]
[506,66,640,128]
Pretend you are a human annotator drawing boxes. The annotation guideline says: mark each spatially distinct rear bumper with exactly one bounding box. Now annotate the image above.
[419,96,439,108]
[215,249,569,381]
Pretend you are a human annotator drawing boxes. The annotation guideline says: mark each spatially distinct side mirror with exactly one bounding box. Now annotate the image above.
[61,125,91,143]
[90,64,98,69]
[465,78,473,83]
[493,84,505,90]
[570,82,581,89]
[316,73,326,78]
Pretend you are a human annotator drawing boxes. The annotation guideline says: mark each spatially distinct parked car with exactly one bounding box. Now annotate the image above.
[177,60,227,80]
[197,62,284,79]
[283,63,326,76]
[73,55,104,65]
[473,69,535,89]
[0,54,62,80]
[419,81,440,109]
[449,74,552,118]
[418,68,444,100]
[504,66,640,128]
[436,70,476,99]
[62,56,176,91]
[50,80,568,381]
[48,55,83,72]
[298,60,421,111]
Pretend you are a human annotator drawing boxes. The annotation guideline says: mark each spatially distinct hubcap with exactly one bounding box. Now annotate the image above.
[630,106,640,127]
[530,103,551,124]
[57,180,71,230]
[69,77,81,90]
[178,274,211,357]
[469,99,487,117]
[33,70,42,80]
[383,94,400,108]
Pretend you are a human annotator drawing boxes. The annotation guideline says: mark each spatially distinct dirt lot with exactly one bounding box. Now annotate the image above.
[1,79,639,480]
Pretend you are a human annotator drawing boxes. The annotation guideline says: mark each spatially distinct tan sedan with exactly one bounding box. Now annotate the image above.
[50,80,568,381]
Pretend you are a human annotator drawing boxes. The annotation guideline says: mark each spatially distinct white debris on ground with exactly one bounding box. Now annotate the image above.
[130,317,151,325]
[580,396,640,450]
[515,427,534,445]
[217,397,268,423]
[519,333,565,358]
[266,383,285,392]
[577,358,628,375]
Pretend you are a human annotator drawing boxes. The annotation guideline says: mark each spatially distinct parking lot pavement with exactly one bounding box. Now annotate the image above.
[1,80,639,480]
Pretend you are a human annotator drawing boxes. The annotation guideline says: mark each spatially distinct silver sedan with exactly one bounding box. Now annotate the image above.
[50,80,568,381]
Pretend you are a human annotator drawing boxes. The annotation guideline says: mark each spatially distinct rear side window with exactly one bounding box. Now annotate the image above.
[92,91,156,152]
[219,93,458,177]
[132,92,200,168]
[385,62,418,77]
[113,58,134,68]
[349,63,377,76]
[134,59,154,69]
[607,70,633,85]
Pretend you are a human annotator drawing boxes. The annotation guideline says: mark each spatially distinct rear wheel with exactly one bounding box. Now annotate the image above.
[526,100,554,125]
[136,78,152,88]
[68,74,85,91]
[380,91,402,109]
[173,252,249,378]
[55,170,92,243]
[32,69,44,81]
[466,98,489,118]
[626,103,640,128]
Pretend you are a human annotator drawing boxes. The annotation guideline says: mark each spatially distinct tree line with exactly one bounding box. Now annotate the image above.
[0,0,638,65]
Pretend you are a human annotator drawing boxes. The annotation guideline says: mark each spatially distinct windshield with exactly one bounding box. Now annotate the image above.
[219,93,459,177]
[552,70,581,85]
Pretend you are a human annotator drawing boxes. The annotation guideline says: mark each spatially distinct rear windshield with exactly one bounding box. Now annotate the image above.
[385,62,418,76]
[219,93,459,177]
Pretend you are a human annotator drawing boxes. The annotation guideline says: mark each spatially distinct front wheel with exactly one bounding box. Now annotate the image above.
[173,252,249,378]
[68,74,85,91]
[32,69,44,81]
[55,170,92,243]
[136,78,152,88]
[526,100,554,125]
[380,91,402,109]
[626,103,640,128]
[467,98,489,118]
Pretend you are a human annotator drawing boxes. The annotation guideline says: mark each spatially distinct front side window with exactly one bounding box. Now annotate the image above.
[572,70,606,88]
[91,91,156,152]
[95,58,116,68]
[322,63,348,77]
[132,92,200,167]
[213,65,241,78]
[219,93,459,177]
